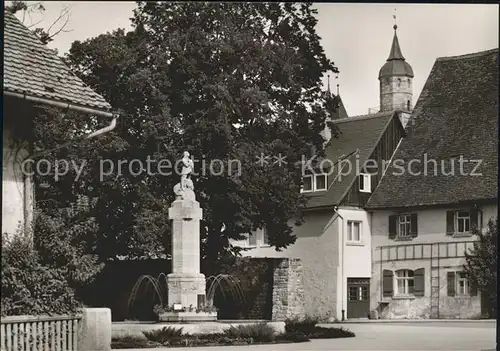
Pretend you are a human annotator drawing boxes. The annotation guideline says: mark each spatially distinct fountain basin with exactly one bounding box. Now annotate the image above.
[112,320,286,339]
[158,311,217,323]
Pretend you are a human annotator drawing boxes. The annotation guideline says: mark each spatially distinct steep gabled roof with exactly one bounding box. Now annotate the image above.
[3,10,112,112]
[306,111,397,208]
[367,48,499,209]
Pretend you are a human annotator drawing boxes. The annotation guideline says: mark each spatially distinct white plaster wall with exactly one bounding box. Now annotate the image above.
[233,207,373,320]
[371,204,497,247]
[337,208,372,318]
[234,210,342,321]
[2,128,30,237]
[340,208,372,278]
[369,204,497,318]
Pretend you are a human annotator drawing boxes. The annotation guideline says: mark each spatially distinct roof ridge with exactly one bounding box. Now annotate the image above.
[333,111,394,124]
[436,48,499,62]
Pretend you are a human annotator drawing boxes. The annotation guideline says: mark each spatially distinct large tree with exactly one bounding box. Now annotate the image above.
[36,2,339,266]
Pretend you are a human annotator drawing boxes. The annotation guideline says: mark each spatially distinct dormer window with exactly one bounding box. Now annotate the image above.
[359,173,371,193]
[302,175,313,192]
[301,173,327,193]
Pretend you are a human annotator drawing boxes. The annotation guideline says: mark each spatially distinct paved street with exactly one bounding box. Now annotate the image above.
[118,321,496,351]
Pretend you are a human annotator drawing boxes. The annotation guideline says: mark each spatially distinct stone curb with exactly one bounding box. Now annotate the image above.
[321,319,495,324]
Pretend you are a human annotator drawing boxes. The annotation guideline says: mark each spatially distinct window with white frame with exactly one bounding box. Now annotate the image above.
[301,173,327,192]
[302,175,313,192]
[398,214,412,238]
[359,173,371,193]
[315,174,327,191]
[456,272,469,295]
[456,211,470,233]
[395,269,414,295]
[262,227,269,246]
[246,228,269,248]
[347,221,362,243]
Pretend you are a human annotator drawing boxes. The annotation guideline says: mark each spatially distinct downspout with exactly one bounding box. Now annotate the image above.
[334,205,346,321]
[5,90,119,159]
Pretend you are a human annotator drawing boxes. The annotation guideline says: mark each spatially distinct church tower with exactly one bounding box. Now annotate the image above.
[378,24,414,113]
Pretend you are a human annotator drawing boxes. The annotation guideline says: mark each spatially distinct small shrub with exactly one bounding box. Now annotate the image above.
[143,326,184,343]
[310,326,355,339]
[224,323,275,342]
[284,316,319,334]
[281,331,310,343]
[111,335,157,349]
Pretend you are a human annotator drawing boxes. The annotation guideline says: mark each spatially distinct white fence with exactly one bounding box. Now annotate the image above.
[0,315,82,351]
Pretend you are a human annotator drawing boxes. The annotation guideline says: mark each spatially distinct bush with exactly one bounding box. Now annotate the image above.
[281,331,310,343]
[1,234,81,316]
[224,323,276,342]
[112,335,158,349]
[310,326,355,339]
[143,326,184,343]
[284,316,319,334]
[284,317,355,339]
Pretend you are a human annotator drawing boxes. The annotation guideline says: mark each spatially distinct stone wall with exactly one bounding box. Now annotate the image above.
[380,76,413,112]
[271,258,305,321]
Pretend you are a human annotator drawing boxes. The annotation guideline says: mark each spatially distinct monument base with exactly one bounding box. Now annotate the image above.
[158,311,218,323]
[167,273,206,308]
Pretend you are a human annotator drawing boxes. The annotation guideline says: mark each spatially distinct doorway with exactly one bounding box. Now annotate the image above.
[347,278,370,319]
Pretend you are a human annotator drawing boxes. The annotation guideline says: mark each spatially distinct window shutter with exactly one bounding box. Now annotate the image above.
[470,207,479,232]
[447,272,456,296]
[389,215,397,239]
[446,211,455,235]
[414,268,425,297]
[359,174,364,190]
[410,213,418,238]
[469,280,478,296]
[382,269,394,297]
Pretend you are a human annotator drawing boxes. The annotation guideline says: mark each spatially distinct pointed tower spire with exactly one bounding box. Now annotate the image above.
[387,23,405,61]
[378,12,414,114]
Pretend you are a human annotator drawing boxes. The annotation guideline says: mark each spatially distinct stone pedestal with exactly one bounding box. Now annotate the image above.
[166,192,215,321]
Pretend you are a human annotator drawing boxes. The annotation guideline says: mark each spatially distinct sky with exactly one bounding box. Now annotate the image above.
[14,2,499,116]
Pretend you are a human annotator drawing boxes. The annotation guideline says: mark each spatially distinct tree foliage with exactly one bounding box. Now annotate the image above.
[1,232,81,316]
[34,2,339,267]
[463,218,497,317]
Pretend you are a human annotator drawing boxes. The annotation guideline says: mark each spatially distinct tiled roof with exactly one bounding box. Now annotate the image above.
[306,111,396,208]
[367,48,499,209]
[3,10,112,112]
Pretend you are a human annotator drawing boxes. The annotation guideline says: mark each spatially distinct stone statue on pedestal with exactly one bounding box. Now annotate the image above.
[164,150,216,322]
[174,151,195,201]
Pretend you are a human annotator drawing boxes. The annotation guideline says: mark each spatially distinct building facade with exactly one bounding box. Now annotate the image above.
[367,48,499,319]
[235,24,412,321]
[2,10,114,239]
